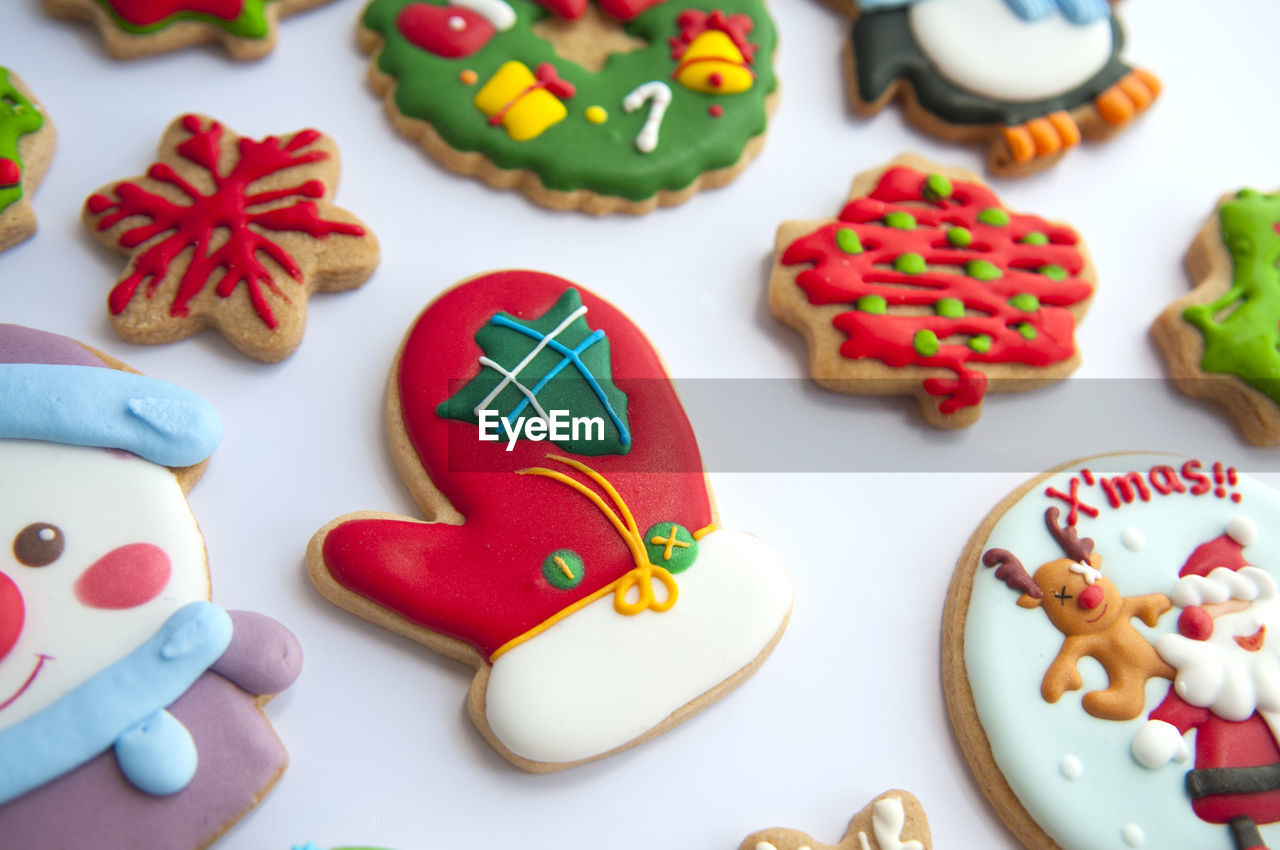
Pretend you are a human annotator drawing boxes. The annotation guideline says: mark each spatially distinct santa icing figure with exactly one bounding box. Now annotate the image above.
[0,324,302,850]
[1133,518,1280,850]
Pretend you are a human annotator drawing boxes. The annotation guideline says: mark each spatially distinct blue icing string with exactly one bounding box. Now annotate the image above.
[0,364,222,467]
[0,601,232,804]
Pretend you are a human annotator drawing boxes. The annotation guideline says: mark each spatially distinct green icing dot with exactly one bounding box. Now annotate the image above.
[643,522,698,574]
[1017,322,1038,340]
[947,227,972,248]
[978,208,1010,227]
[967,260,1003,281]
[1040,264,1068,281]
[835,228,863,255]
[1021,231,1050,245]
[542,549,585,590]
[923,174,953,201]
[913,329,940,357]
[935,298,964,318]
[1009,293,1040,312]
[885,211,916,230]
[894,253,926,274]
[857,295,887,314]
[969,334,992,353]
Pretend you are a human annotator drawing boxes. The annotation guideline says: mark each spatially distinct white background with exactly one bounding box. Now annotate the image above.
[4,0,1280,848]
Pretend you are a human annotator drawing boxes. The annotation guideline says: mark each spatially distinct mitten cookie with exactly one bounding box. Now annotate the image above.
[307,270,793,772]
[841,0,1160,176]
[0,324,302,850]
[770,154,1095,428]
[0,69,54,254]
[359,0,777,213]
[83,114,380,362]
[742,790,932,850]
[1153,188,1280,445]
[945,452,1280,850]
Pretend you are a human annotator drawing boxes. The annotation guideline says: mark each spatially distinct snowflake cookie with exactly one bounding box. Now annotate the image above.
[1153,188,1280,446]
[946,452,1280,850]
[837,0,1160,177]
[770,154,1095,428]
[0,324,302,850]
[42,0,339,60]
[0,69,54,254]
[83,114,380,363]
[306,270,793,772]
[742,791,932,850]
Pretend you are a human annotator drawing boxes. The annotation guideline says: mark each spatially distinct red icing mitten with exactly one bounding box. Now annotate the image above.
[307,270,792,772]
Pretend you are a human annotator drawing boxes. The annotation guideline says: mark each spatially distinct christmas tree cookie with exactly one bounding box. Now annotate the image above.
[0,70,54,254]
[83,114,380,362]
[42,0,339,60]
[307,270,793,772]
[0,324,301,850]
[838,0,1160,176]
[741,790,933,850]
[770,154,1096,428]
[358,0,777,213]
[1153,188,1280,445]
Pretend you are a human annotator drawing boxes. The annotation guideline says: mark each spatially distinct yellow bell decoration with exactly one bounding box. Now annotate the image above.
[672,30,754,95]
[474,61,576,142]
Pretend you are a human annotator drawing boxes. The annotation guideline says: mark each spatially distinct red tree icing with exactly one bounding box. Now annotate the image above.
[669,9,757,63]
[107,0,244,25]
[86,115,365,330]
[781,166,1093,413]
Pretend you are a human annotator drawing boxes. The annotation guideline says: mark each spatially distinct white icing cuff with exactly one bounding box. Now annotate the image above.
[1132,719,1187,768]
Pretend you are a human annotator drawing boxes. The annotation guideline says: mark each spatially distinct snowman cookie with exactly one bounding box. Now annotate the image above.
[42,0,339,60]
[358,0,777,213]
[741,790,933,850]
[842,0,1160,176]
[0,69,54,254]
[946,452,1280,850]
[0,325,302,850]
[307,270,793,771]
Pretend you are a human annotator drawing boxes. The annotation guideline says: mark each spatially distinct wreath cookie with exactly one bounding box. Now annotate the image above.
[770,154,1096,428]
[42,0,338,60]
[842,0,1160,177]
[0,70,54,254]
[1153,189,1280,446]
[359,0,777,213]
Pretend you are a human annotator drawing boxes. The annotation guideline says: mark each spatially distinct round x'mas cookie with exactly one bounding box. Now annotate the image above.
[0,70,54,254]
[307,270,793,772]
[0,325,302,850]
[742,790,932,850]
[359,0,777,214]
[839,0,1160,177]
[1153,189,1280,446]
[83,114,380,363]
[770,154,1095,428]
[944,452,1280,850]
[42,0,338,60]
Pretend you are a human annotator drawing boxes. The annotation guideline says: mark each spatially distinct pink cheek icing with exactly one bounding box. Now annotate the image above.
[74,544,171,610]
[0,571,22,661]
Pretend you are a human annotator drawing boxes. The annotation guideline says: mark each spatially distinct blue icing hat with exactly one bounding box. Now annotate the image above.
[0,325,222,468]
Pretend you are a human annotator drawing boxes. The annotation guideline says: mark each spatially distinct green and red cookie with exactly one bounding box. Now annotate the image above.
[0,69,54,254]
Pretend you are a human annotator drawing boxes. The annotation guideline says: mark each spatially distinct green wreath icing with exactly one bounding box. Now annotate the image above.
[361,0,777,201]
[0,69,44,215]
[94,0,276,38]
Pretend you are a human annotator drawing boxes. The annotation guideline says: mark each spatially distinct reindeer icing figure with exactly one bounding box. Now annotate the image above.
[984,505,1173,720]
[0,324,301,850]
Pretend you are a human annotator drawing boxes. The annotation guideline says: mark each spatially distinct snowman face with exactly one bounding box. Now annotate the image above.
[0,440,210,730]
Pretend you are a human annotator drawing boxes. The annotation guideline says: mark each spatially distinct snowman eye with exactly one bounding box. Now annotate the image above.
[13,523,65,567]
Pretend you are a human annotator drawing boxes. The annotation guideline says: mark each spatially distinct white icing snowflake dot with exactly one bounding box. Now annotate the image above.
[1121,527,1145,552]
[1121,823,1145,846]
[1059,754,1083,780]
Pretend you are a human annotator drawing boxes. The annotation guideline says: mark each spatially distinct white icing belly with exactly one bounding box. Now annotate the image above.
[908,0,1113,103]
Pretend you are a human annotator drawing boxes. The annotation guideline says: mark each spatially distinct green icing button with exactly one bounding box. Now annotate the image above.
[978,208,1010,227]
[1016,322,1038,340]
[884,211,916,230]
[967,260,1003,281]
[923,173,952,201]
[935,298,964,318]
[835,227,863,255]
[857,295,887,314]
[542,549,585,590]
[947,227,972,248]
[894,253,926,274]
[1009,293,1040,312]
[913,329,939,357]
[1021,231,1049,245]
[644,522,697,574]
[969,334,992,353]
[1039,264,1068,281]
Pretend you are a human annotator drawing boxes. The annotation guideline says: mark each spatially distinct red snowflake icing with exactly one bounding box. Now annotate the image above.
[86,114,366,330]
[781,166,1093,414]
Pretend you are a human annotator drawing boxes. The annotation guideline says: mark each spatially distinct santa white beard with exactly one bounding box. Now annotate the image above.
[1157,596,1280,724]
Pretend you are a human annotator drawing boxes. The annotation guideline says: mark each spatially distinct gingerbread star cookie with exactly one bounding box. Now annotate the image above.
[83,114,380,362]
[741,790,932,850]
[0,69,54,254]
